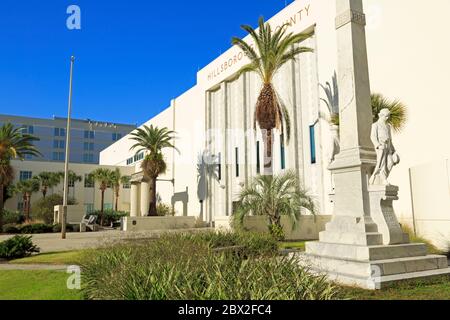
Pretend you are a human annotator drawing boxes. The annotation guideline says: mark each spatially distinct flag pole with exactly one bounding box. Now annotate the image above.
[62,56,75,239]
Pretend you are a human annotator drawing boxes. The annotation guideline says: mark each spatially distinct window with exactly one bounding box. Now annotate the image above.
[24,154,33,160]
[19,171,32,181]
[83,153,94,163]
[52,152,65,161]
[126,157,134,165]
[112,133,122,141]
[85,203,94,214]
[84,174,94,188]
[123,181,131,189]
[218,152,222,181]
[21,125,34,134]
[53,140,65,149]
[235,147,239,178]
[68,178,75,188]
[134,152,144,162]
[83,142,94,151]
[104,203,113,211]
[309,124,317,164]
[54,128,66,137]
[280,134,286,170]
[256,141,261,174]
[17,202,24,211]
[84,130,95,139]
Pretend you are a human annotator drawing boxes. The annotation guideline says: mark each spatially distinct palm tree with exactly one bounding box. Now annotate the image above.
[88,168,114,224]
[0,123,41,228]
[57,170,82,199]
[232,17,313,175]
[110,168,131,211]
[234,170,315,240]
[371,93,407,133]
[319,71,340,126]
[12,177,40,222]
[36,172,61,198]
[130,125,178,216]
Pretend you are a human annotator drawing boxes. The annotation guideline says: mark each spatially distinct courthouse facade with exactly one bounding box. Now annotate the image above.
[100,0,450,249]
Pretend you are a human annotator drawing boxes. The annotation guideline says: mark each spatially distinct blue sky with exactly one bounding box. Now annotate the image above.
[0,0,295,126]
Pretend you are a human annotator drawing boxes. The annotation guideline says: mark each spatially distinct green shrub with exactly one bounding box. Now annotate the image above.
[81,233,338,300]
[89,210,128,226]
[1,210,25,225]
[268,223,285,241]
[0,235,40,260]
[156,203,175,216]
[52,224,75,233]
[2,224,20,234]
[18,223,54,234]
[31,194,77,224]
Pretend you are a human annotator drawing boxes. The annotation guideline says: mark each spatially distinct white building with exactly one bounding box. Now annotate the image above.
[99,0,449,248]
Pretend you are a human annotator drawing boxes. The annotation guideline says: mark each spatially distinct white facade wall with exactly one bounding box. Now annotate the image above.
[99,0,450,245]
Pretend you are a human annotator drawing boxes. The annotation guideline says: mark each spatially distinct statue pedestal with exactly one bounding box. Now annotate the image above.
[303,185,450,290]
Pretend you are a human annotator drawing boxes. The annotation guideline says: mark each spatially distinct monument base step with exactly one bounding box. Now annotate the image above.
[307,266,450,290]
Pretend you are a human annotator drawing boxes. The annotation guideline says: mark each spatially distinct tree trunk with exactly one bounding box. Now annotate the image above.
[100,189,105,225]
[262,129,274,176]
[0,184,4,230]
[115,190,119,212]
[148,176,157,216]
[42,187,47,198]
[24,194,30,222]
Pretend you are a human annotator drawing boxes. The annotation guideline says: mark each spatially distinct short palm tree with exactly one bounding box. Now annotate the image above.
[232,17,313,175]
[88,168,114,224]
[110,168,131,211]
[36,172,61,198]
[320,75,407,131]
[0,123,41,228]
[130,125,178,216]
[12,177,40,221]
[234,170,316,240]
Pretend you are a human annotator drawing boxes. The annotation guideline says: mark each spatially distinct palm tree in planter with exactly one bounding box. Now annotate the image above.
[130,125,178,216]
[0,123,41,228]
[36,172,61,198]
[234,170,316,240]
[88,168,114,225]
[232,17,313,175]
[57,170,82,199]
[12,177,40,222]
[110,168,131,211]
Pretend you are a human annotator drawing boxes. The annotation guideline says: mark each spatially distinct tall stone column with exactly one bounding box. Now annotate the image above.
[140,181,150,217]
[304,0,450,289]
[130,183,139,217]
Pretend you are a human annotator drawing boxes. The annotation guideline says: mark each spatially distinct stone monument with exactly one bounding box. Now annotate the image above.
[303,0,450,289]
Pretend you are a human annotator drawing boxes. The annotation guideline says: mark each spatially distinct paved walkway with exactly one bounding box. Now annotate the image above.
[0,263,69,271]
[0,228,213,253]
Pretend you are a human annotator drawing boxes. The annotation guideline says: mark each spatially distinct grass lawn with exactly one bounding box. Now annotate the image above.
[10,250,87,265]
[278,241,306,251]
[339,275,450,300]
[0,270,83,300]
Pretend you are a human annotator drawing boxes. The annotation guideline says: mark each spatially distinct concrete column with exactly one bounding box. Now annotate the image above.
[140,181,150,217]
[130,183,139,217]
[328,0,376,218]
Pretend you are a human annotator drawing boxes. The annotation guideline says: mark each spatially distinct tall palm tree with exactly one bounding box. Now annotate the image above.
[319,71,340,126]
[88,168,114,224]
[110,168,131,211]
[57,170,82,199]
[232,17,313,175]
[234,170,315,240]
[12,177,40,222]
[130,125,178,216]
[36,172,61,198]
[0,123,41,228]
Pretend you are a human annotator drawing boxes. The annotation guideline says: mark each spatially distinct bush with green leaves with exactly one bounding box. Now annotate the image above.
[2,223,20,234]
[0,235,40,260]
[31,194,77,224]
[2,222,67,234]
[156,203,175,216]
[1,210,25,225]
[81,232,338,300]
[89,209,128,226]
